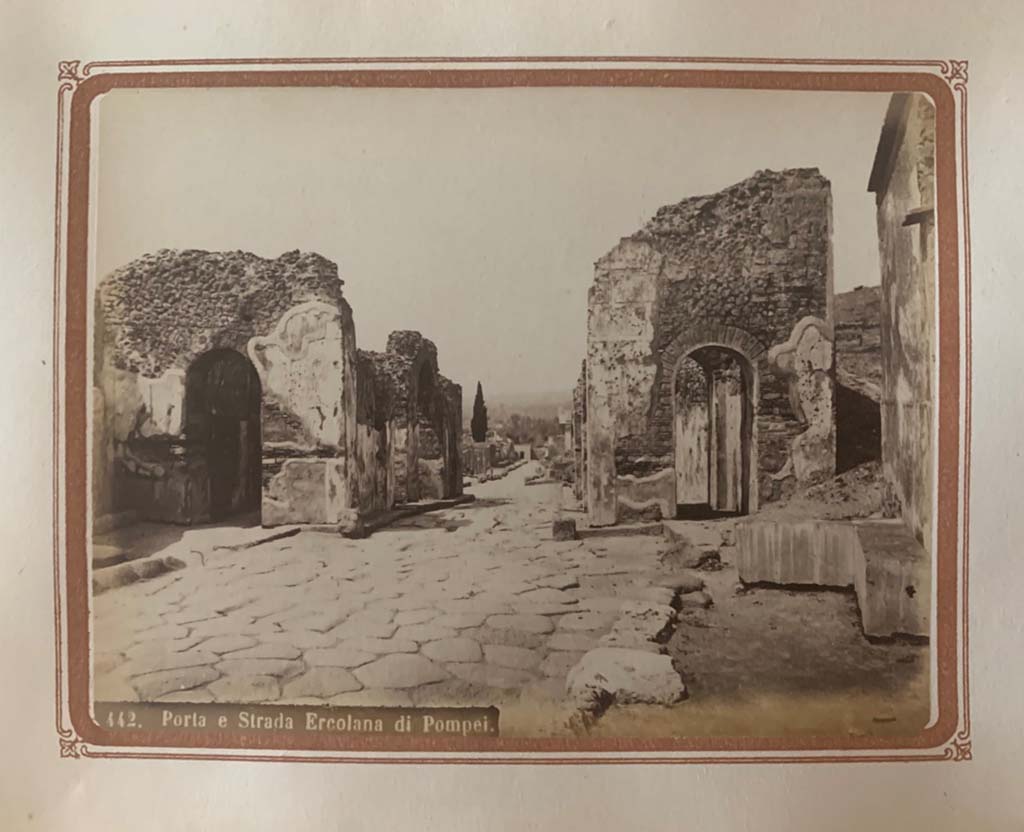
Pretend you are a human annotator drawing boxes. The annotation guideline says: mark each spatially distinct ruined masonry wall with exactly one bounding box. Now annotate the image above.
[94,249,462,530]
[95,249,357,527]
[572,361,587,503]
[586,169,836,525]
[874,95,935,550]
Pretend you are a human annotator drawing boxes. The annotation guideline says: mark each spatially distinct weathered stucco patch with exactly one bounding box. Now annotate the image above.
[616,468,675,521]
[767,316,836,485]
[249,301,349,452]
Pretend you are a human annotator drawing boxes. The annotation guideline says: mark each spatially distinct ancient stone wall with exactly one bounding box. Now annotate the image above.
[572,361,587,503]
[379,331,460,504]
[585,169,836,525]
[93,249,461,530]
[95,249,358,527]
[354,350,393,515]
[463,442,494,477]
[869,94,936,550]
[438,375,464,498]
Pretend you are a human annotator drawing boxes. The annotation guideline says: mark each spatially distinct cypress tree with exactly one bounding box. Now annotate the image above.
[471,381,488,442]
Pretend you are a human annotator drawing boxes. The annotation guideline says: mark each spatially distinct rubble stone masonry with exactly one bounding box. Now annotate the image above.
[585,169,836,525]
[94,249,461,531]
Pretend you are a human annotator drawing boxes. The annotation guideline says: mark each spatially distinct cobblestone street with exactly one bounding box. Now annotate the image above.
[92,463,682,733]
[93,461,928,737]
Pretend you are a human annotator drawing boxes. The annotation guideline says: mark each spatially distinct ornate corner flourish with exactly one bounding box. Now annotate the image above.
[944,729,972,762]
[58,730,85,759]
[941,59,969,86]
[57,60,84,87]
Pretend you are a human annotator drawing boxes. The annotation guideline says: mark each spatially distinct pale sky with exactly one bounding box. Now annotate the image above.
[95,86,890,399]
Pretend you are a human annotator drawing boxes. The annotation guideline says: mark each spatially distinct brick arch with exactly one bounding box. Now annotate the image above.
[661,322,768,376]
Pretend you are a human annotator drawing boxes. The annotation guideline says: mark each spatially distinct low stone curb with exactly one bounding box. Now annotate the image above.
[343,494,477,538]
[563,592,687,721]
[92,555,187,595]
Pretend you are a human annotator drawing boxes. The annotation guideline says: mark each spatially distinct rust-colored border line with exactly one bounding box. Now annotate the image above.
[53,60,971,763]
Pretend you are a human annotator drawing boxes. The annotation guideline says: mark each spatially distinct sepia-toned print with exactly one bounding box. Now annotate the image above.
[55,61,969,761]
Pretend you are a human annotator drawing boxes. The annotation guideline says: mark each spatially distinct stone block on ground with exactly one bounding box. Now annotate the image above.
[610,600,677,643]
[552,519,577,541]
[678,590,714,610]
[654,573,706,594]
[539,651,585,678]
[566,648,687,710]
[659,539,721,570]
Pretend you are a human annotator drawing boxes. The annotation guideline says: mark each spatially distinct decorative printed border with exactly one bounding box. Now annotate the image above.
[52,56,972,764]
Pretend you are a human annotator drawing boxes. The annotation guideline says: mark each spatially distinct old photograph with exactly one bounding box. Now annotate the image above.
[84,80,938,743]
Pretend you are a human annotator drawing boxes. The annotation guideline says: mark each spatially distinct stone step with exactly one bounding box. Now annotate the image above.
[736,516,929,638]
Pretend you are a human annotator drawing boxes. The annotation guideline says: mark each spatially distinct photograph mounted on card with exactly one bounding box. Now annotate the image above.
[51,56,971,763]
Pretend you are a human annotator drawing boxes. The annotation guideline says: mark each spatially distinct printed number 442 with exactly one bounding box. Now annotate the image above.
[106,710,139,728]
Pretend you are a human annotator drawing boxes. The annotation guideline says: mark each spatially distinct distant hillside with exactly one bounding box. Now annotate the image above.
[463,390,570,428]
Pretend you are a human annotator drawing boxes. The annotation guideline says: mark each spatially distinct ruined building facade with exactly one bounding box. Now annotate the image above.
[868,92,936,555]
[92,249,462,532]
[577,169,837,525]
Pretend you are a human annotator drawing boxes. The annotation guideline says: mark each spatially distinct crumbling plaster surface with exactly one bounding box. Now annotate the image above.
[95,249,352,526]
[250,300,358,528]
[585,168,836,525]
[766,316,836,485]
[248,301,353,453]
[871,94,936,551]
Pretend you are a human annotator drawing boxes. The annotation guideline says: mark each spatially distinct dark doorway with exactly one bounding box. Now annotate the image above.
[185,349,262,521]
[836,382,882,473]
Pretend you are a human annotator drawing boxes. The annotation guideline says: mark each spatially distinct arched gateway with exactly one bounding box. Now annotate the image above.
[582,169,837,526]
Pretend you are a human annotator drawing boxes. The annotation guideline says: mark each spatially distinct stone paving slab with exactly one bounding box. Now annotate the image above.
[354,654,449,689]
[422,637,483,663]
[91,466,682,716]
[483,645,542,670]
[284,668,363,698]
